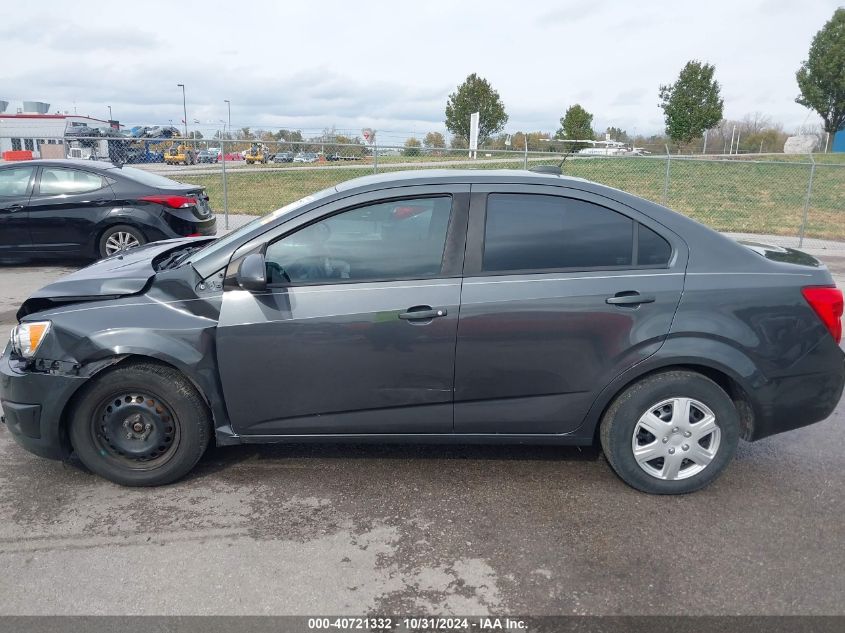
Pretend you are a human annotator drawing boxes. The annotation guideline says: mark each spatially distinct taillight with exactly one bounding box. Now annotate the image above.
[802,286,843,344]
[140,195,197,209]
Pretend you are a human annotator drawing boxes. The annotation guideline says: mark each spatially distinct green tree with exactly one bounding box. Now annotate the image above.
[659,60,724,146]
[423,131,446,148]
[605,126,629,143]
[445,73,508,144]
[796,8,845,148]
[556,104,595,151]
[403,137,422,156]
[450,135,469,150]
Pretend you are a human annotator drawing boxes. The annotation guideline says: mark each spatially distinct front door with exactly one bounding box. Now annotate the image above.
[217,186,469,436]
[0,165,34,254]
[27,166,115,253]
[454,186,687,434]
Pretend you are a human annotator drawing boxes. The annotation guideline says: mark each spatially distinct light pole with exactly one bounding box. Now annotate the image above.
[224,100,231,137]
[107,105,112,121]
[177,83,188,138]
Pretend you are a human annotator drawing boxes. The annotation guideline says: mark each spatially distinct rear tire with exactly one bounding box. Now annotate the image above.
[98,224,146,259]
[69,362,212,486]
[599,370,740,494]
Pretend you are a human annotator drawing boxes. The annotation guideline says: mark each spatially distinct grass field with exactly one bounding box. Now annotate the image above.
[178,156,845,241]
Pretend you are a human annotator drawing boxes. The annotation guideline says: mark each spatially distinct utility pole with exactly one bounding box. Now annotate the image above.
[224,100,231,137]
[177,83,188,138]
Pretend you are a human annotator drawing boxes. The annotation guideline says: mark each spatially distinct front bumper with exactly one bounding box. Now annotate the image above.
[0,351,87,460]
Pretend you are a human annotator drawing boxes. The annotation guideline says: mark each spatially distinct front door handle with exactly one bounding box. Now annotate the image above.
[398,306,448,320]
[1,204,24,212]
[606,292,656,306]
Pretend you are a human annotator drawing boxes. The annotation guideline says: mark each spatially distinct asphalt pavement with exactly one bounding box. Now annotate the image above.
[0,247,843,616]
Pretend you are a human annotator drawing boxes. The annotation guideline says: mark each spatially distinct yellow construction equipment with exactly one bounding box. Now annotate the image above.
[245,142,269,165]
[164,143,198,166]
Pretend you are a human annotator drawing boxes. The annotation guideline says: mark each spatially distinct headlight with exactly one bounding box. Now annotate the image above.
[10,321,51,359]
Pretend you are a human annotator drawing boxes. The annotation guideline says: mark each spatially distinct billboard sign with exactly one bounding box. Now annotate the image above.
[469,112,479,157]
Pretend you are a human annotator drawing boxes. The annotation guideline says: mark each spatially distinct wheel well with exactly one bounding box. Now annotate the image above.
[59,354,213,453]
[591,364,756,446]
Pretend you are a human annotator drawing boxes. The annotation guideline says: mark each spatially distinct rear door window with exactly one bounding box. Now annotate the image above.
[38,168,106,195]
[482,193,634,272]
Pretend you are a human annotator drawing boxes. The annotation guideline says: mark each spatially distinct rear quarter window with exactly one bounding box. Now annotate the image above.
[637,224,672,266]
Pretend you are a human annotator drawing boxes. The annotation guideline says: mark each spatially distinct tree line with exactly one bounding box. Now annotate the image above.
[195,9,844,159]
[435,7,845,154]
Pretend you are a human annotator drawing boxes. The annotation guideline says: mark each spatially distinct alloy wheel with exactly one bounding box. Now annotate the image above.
[105,231,140,256]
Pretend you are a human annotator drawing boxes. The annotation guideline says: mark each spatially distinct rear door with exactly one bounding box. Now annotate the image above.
[216,184,470,436]
[27,166,116,253]
[454,185,687,434]
[0,165,35,254]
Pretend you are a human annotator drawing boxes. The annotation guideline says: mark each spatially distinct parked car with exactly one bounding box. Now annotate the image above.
[293,152,318,163]
[1,168,842,490]
[0,159,216,260]
[273,152,294,163]
[197,150,218,164]
[326,153,362,161]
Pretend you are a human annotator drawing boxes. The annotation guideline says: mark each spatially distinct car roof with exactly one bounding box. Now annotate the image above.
[334,168,587,192]
[0,159,118,171]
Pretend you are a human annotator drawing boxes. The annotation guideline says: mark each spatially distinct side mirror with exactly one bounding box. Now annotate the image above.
[236,253,267,292]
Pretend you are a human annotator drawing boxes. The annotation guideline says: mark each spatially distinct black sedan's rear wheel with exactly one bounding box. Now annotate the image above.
[99,224,146,258]
[69,362,211,486]
[599,370,740,494]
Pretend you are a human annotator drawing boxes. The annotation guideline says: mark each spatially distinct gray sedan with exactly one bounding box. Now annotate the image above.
[2,168,843,492]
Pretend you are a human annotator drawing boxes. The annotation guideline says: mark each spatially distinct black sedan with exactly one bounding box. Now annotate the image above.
[1,168,842,492]
[0,159,216,260]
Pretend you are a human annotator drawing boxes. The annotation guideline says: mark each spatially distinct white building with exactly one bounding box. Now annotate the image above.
[0,101,116,158]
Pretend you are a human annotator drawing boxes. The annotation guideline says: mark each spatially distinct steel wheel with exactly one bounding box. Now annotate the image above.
[104,231,140,255]
[91,391,181,471]
[631,397,721,481]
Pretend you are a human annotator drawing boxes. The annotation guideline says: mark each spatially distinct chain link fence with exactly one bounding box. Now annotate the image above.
[2,135,843,247]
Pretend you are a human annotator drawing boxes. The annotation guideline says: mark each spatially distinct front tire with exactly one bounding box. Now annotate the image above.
[600,370,740,494]
[69,362,212,486]
[99,224,146,258]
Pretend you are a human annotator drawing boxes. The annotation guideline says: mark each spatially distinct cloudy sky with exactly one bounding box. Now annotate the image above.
[1,0,840,143]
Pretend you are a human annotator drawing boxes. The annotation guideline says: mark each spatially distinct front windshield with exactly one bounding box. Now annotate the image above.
[186,185,338,266]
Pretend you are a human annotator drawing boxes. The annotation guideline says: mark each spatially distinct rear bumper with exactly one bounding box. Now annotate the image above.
[750,355,845,440]
[161,212,217,238]
[0,351,86,460]
[192,216,217,236]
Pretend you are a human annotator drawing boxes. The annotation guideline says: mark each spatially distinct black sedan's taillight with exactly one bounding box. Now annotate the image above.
[139,195,197,209]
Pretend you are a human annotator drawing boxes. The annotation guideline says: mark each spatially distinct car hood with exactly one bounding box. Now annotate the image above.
[16,238,209,320]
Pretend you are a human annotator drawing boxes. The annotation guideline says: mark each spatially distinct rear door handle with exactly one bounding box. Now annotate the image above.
[398,306,448,320]
[1,204,24,212]
[606,292,656,306]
